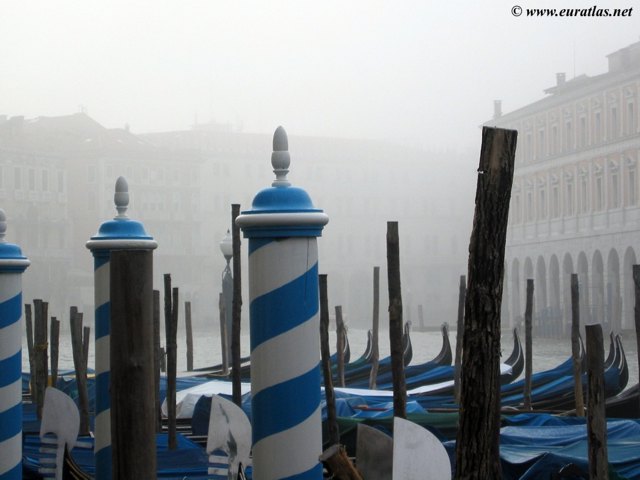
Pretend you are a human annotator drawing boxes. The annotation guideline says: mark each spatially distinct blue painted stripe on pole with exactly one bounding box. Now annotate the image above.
[251,365,320,444]
[0,403,21,441]
[95,302,110,340]
[0,294,20,330]
[0,352,21,389]
[95,372,110,414]
[0,461,21,479]
[94,254,109,268]
[248,237,273,255]
[282,463,324,480]
[249,263,318,351]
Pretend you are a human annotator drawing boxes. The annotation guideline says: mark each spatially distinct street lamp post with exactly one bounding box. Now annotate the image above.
[219,230,233,374]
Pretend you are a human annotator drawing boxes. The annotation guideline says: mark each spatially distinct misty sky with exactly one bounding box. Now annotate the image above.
[1,1,639,151]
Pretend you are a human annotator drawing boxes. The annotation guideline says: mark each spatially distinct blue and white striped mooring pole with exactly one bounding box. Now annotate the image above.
[0,209,30,479]
[237,126,329,479]
[86,177,157,479]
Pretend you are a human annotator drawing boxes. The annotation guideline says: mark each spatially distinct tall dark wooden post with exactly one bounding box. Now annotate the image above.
[164,274,178,450]
[335,305,346,388]
[571,273,585,416]
[585,323,609,480]
[455,126,517,480]
[153,289,161,432]
[110,249,156,479]
[523,279,534,410]
[320,275,339,445]
[387,221,406,419]
[454,274,466,403]
[231,203,243,406]
[33,299,48,420]
[369,266,380,390]
[185,301,194,371]
[70,307,90,436]
[25,304,35,399]
[50,317,60,388]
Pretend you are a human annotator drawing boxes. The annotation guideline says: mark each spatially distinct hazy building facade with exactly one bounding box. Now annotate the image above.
[487,41,640,334]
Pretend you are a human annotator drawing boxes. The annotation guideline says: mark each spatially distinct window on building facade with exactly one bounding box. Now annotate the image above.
[564,121,573,151]
[552,185,560,218]
[526,133,533,162]
[42,170,48,191]
[538,188,547,220]
[513,194,522,224]
[550,125,558,155]
[627,102,636,135]
[579,176,588,214]
[594,111,602,144]
[611,106,619,139]
[628,167,637,206]
[595,175,604,211]
[566,182,574,216]
[611,171,620,208]
[527,191,534,221]
[537,130,545,159]
[579,116,587,148]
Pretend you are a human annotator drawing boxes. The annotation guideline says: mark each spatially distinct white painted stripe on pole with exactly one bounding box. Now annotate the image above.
[94,335,110,376]
[94,410,111,453]
[249,238,317,302]
[250,316,320,395]
[0,379,21,413]
[0,432,21,475]
[252,405,322,480]
[94,262,110,308]
[0,274,20,304]
[0,320,21,363]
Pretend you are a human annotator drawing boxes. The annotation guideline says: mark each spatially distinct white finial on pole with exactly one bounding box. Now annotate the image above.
[0,209,6,243]
[271,126,291,187]
[114,177,129,219]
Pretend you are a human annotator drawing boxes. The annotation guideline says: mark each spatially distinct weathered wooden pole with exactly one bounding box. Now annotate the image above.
[320,275,339,445]
[585,323,609,480]
[110,249,156,479]
[25,303,35,399]
[70,307,90,436]
[369,266,380,390]
[523,279,534,410]
[387,221,406,419]
[33,299,48,420]
[50,316,60,388]
[231,204,243,406]
[633,265,640,417]
[335,305,346,388]
[82,325,90,371]
[86,176,157,478]
[185,301,193,371]
[455,126,517,480]
[454,274,466,404]
[571,273,585,416]
[153,289,161,432]
[0,209,30,479]
[237,126,328,479]
[164,274,178,450]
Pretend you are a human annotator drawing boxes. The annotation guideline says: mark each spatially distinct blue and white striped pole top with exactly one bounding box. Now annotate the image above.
[85,177,157,480]
[0,209,30,480]
[237,126,328,480]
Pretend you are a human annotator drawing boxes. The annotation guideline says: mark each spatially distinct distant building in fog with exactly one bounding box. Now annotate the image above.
[0,112,475,331]
[486,40,640,334]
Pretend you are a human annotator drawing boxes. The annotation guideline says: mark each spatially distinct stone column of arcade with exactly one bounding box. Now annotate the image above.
[237,126,329,480]
[0,210,30,480]
[86,177,157,479]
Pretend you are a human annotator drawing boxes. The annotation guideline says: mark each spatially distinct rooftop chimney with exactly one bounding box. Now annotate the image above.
[556,72,566,86]
[493,100,502,119]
